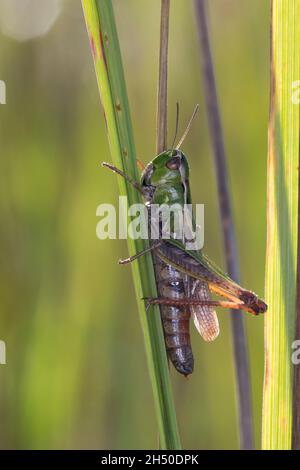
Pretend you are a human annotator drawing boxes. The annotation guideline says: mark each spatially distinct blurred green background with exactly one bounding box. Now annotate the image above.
[0,0,269,449]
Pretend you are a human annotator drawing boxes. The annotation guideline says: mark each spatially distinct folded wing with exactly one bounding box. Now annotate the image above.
[190,279,219,342]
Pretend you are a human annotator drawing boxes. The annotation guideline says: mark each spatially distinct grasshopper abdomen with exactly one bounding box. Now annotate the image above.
[154,252,194,376]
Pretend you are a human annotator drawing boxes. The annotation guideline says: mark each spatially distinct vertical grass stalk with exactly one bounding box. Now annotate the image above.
[293,177,300,449]
[156,0,170,154]
[262,0,300,450]
[81,0,181,449]
[194,0,254,449]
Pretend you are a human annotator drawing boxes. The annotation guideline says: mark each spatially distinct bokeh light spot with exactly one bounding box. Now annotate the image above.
[0,0,62,41]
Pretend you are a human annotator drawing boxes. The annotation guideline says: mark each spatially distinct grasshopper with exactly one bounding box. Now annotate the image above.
[103,107,267,376]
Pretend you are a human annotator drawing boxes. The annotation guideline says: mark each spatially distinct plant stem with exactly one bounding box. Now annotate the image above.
[262,0,300,450]
[194,0,253,449]
[293,165,300,449]
[156,0,170,154]
[81,0,181,449]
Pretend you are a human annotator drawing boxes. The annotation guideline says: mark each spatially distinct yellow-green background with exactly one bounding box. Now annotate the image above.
[0,0,269,449]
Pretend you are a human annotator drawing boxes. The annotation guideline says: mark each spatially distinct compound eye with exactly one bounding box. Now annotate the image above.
[166,156,181,170]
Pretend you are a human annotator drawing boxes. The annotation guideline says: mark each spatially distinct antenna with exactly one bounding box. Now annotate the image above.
[175,104,199,150]
[171,102,180,149]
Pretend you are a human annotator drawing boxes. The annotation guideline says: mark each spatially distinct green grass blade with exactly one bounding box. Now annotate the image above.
[262,0,300,450]
[81,0,181,450]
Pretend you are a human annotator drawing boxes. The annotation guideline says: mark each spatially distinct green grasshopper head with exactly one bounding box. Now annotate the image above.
[140,149,191,205]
